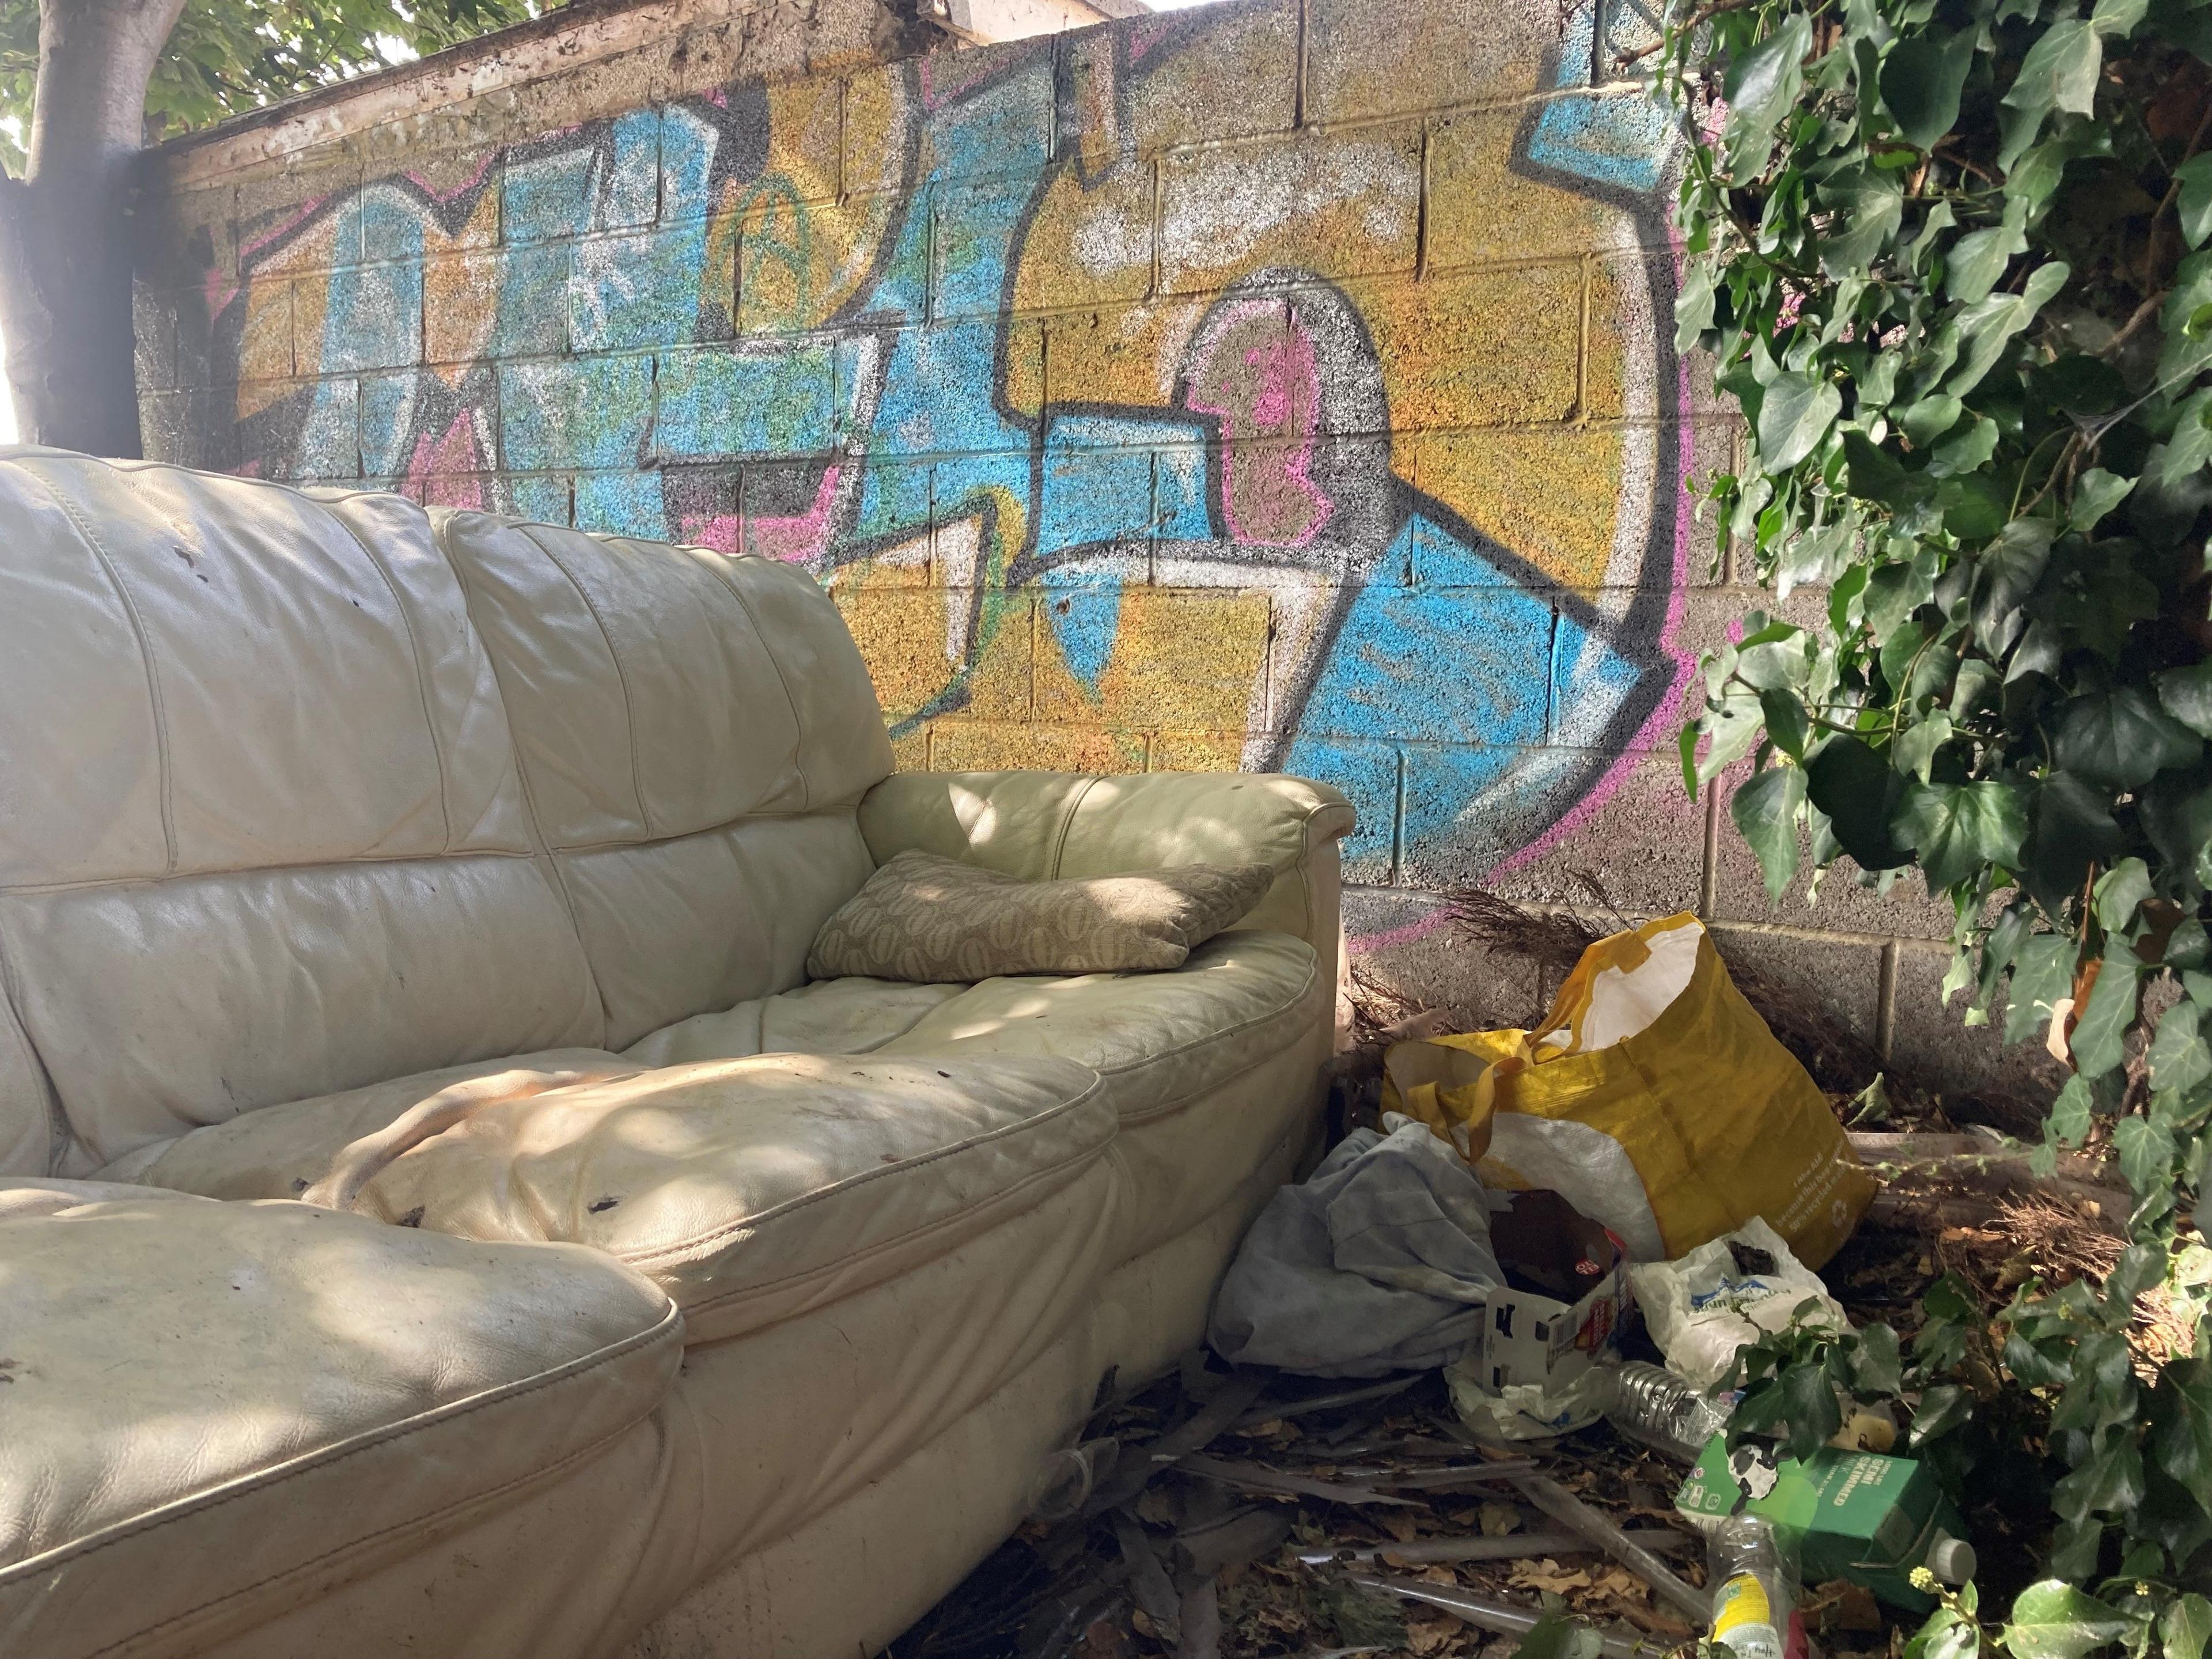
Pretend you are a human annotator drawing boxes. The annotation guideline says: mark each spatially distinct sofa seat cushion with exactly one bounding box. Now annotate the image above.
[0,1185,681,1659]
[622,976,965,1068]
[127,1055,1113,1347]
[97,1048,643,1197]
[876,931,1324,1124]
[874,931,1330,1261]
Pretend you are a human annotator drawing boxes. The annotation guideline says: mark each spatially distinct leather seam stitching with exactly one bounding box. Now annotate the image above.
[517,525,656,839]
[434,517,612,1048]
[664,1135,1112,1315]
[85,1424,645,1659]
[10,459,179,874]
[610,1070,1109,1268]
[1047,775,1103,880]
[688,551,815,813]
[0,1300,683,1592]
[0,846,543,900]
[325,510,457,855]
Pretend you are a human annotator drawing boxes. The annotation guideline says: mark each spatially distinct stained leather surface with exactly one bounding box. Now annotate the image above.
[101,1049,641,1196]
[0,1187,682,1659]
[128,1054,1113,1344]
[0,452,589,1170]
[436,512,895,1045]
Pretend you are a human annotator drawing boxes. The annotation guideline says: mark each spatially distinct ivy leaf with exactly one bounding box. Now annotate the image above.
[2161,1596,2212,1659]
[2052,1429,2148,1524]
[2070,467,2134,533]
[2159,664,2212,736]
[1896,711,1954,782]
[2149,1002,2212,1093]
[1998,20,2103,168]
[2070,944,2143,1078]
[2053,687,2204,787]
[2000,1581,2134,1659]
[2092,0,2150,33]
[2008,934,2082,1045]
[1895,779,2031,890]
[1760,688,1812,760]
[1900,393,1965,446]
[1974,518,2054,642]
[1880,25,1977,148]
[1677,258,1718,352]
[1854,1322,1904,1395]
[1758,372,1844,472]
[2181,154,2212,251]
[1733,764,1808,902]
[1911,1381,1975,1445]
[1724,13,1814,168]
[2050,1073,2096,1144]
[1948,262,2073,394]
[2092,856,2151,933]
[1783,1357,1843,1461]
[2155,1355,2212,1489]
[1807,734,1914,868]
[1947,222,2030,304]
[2115,1113,2179,1199]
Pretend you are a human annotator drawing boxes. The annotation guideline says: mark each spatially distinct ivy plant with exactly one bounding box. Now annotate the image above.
[1660,0,2212,1639]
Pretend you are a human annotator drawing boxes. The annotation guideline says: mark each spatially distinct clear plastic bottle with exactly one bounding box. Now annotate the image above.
[1707,1515,1797,1659]
[1592,1360,1733,1461]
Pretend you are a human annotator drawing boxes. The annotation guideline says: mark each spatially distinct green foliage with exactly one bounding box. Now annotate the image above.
[1664,0,2212,1626]
[0,0,536,173]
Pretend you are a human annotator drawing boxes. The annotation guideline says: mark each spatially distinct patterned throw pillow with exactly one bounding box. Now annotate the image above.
[806,850,1278,983]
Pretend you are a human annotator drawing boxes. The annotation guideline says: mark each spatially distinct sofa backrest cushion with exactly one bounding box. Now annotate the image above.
[0,452,602,1170]
[434,513,894,1049]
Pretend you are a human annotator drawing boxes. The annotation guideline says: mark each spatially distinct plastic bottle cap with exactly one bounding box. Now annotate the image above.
[1926,1533,1976,1585]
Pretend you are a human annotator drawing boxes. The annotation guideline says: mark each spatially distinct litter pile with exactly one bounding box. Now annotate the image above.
[892,903,2123,1659]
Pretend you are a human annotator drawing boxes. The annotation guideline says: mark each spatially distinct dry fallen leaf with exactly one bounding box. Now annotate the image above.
[1509,1560,1594,1595]
[1135,1488,1180,1528]
[1376,1509,1423,1543]
[1478,1501,1519,1537]
[1409,1613,1460,1655]
[1130,1608,1160,1640]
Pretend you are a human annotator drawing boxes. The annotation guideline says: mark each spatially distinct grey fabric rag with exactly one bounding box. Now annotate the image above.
[1208,1114,1503,1377]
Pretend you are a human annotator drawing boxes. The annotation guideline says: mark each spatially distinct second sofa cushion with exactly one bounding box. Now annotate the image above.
[807,850,1274,983]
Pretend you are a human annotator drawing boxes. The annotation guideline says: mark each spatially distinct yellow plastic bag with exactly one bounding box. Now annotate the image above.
[1381,913,1873,1267]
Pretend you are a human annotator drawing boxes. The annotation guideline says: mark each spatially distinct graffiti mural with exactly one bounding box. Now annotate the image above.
[194,0,1687,887]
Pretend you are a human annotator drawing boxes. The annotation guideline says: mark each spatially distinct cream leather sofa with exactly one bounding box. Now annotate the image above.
[0,449,1353,1659]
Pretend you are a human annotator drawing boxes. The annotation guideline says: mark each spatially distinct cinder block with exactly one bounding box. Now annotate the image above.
[1305,0,1558,126]
[913,42,1055,188]
[425,244,570,363]
[136,183,237,289]
[1004,156,1154,317]
[1105,0,1300,157]
[1480,745,1707,917]
[132,290,180,393]
[570,219,728,352]
[498,354,653,469]
[504,474,573,527]
[837,586,1033,724]
[277,378,362,482]
[1033,585,1271,730]
[656,338,835,460]
[1410,425,1673,593]
[1277,735,1397,883]
[1429,107,1623,268]
[138,388,234,472]
[1584,252,1675,423]
[842,63,916,201]
[930,719,1147,774]
[1149,730,1248,772]
[1354,264,1580,431]
[1157,127,1421,297]
[574,469,668,537]
[737,189,900,336]
[1041,297,1209,411]
[295,259,422,374]
[235,154,368,272]
[1888,941,2066,1105]
[1707,924,1885,1054]
[1343,886,1551,1033]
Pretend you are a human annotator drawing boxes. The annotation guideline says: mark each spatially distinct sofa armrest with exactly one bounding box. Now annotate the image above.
[856,771,1355,956]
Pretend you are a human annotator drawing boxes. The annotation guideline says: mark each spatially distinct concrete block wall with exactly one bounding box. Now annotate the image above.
[131,0,2058,1106]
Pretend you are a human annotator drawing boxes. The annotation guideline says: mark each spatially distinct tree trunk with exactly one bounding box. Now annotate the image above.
[0,0,187,456]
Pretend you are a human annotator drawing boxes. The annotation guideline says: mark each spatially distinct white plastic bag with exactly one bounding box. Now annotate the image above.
[1627,1218,1847,1389]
